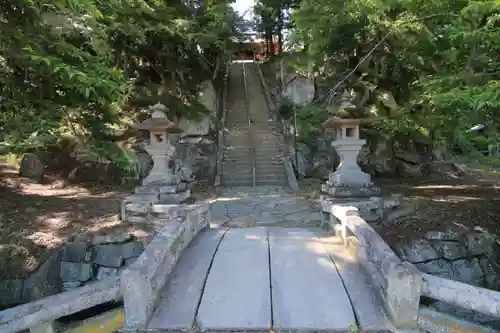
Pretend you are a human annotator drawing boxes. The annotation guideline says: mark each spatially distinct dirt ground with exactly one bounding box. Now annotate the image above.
[0,162,217,280]
[300,165,500,249]
[2,161,500,279]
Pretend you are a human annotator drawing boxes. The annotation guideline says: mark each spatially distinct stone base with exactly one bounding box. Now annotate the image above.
[121,182,192,223]
[321,181,380,198]
[320,194,414,225]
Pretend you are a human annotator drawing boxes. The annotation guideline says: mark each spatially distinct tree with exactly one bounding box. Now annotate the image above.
[287,0,500,154]
[0,0,240,155]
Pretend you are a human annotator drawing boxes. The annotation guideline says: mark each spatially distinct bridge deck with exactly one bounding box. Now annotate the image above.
[148,228,393,332]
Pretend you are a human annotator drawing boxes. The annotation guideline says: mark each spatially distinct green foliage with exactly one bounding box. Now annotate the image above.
[296,104,329,146]
[0,0,243,171]
[86,137,135,175]
[262,0,500,158]
[277,97,328,146]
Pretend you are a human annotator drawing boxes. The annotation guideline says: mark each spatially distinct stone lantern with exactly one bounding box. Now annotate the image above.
[133,104,183,186]
[321,117,380,198]
[121,104,191,223]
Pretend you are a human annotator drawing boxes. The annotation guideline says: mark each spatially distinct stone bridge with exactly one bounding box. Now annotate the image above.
[130,226,392,332]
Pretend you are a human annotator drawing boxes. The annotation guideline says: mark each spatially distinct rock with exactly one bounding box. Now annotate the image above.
[92,232,132,245]
[394,149,422,165]
[60,262,93,282]
[425,229,462,242]
[175,140,216,181]
[122,241,144,259]
[132,149,153,181]
[479,258,500,290]
[178,116,211,136]
[369,141,396,175]
[62,281,83,291]
[431,241,467,260]
[466,232,496,256]
[450,259,484,287]
[282,76,315,105]
[61,242,89,262]
[92,244,124,268]
[179,164,195,182]
[0,279,24,307]
[399,239,441,263]
[18,153,44,183]
[425,161,467,178]
[415,259,452,279]
[310,150,337,180]
[22,252,61,302]
[178,80,216,136]
[96,267,119,280]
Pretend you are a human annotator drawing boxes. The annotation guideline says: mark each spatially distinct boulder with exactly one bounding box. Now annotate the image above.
[19,153,44,183]
[131,149,153,181]
[368,140,396,175]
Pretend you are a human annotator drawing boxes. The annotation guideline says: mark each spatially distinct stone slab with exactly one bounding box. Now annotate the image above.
[148,229,227,330]
[196,228,271,331]
[316,232,394,332]
[268,228,356,332]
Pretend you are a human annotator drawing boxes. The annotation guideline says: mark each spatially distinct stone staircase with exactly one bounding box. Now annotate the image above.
[222,62,286,187]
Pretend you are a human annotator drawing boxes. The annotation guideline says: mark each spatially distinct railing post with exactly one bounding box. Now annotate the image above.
[121,268,154,328]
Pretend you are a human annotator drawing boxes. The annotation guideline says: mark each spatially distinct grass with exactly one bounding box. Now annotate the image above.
[0,153,20,166]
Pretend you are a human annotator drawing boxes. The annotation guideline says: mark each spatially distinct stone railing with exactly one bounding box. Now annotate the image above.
[422,273,500,318]
[256,63,299,191]
[0,203,208,333]
[121,203,209,329]
[328,204,500,330]
[328,205,422,328]
[0,276,121,332]
[214,61,230,188]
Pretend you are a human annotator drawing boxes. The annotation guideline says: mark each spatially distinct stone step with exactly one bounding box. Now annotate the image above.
[222,175,286,183]
[224,150,284,157]
[222,178,287,187]
[222,176,286,185]
[223,158,284,165]
[222,170,285,178]
[226,147,285,153]
[223,160,284,167]
[224,149,284,155]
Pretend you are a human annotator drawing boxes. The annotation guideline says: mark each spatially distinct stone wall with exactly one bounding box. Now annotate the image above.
[0,231,145,309]
[396,230,500,290]
[59,233,144,291]
[395,229,500,328]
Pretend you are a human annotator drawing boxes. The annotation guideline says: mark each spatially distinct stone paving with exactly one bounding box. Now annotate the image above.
[208,186,323,228]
